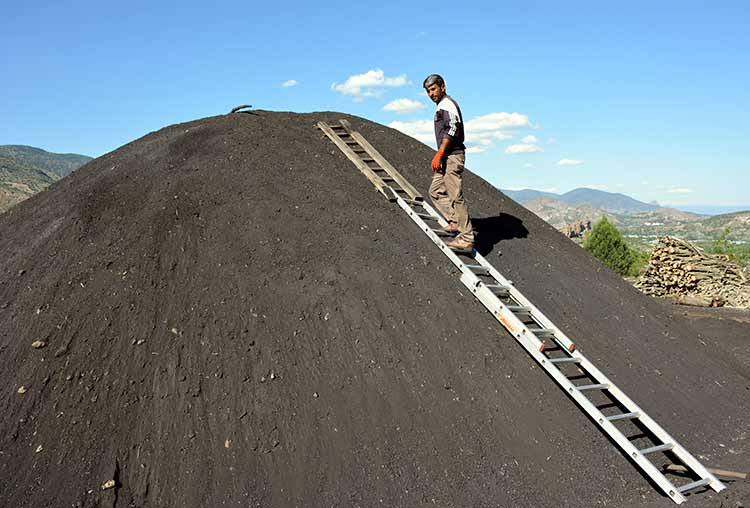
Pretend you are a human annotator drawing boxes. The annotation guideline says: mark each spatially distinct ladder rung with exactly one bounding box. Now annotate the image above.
[529,328,555,338]
[676,477,711,494]
[485,284,510,295]
[404,199,424,205]
[606,412,640,422]
[431,228,454,237]
[362,158,375,162]
[417,212,437,219]
[466,265,490,274]
[577,383,610,391]
[382,177,395,182]
[506,305,532,314]
[640,443,674,455]
[549,357,581,364]
[345,140,359,145]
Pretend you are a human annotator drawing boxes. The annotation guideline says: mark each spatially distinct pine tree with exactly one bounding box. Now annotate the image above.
[583,217,637,276]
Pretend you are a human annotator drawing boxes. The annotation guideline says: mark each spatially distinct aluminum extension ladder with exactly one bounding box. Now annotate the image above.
[317,119,726,504]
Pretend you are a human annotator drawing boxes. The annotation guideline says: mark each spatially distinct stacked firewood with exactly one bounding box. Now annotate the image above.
[635,236,750,307]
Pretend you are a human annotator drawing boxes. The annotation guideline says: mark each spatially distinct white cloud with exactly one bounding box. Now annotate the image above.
[281,79,298,88]
[584,184,609,190]
[505,186,528,191]
[387,119,434,145]
[462,111,532,152]
[666,187,693,194]
[466,146,489,154]
[466,112,531,131]
[547,137,557,144]
[492,131,513,140]
[557,158,583,166]
[465,131,491,145]
[641,180,649,185]
[521,135,538,144]
[523,163,534,168]
[382,98,426,114]
[505,143,542,154]
[331,69,410,101]
[541,187,560,193]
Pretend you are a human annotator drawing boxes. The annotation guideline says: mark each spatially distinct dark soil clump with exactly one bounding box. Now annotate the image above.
[1,111,748,507]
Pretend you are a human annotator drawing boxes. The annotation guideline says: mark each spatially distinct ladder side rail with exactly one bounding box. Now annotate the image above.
[459,271,688,504]
[571,357,726,493]
[339,119,423,201]
[317,121,393,201]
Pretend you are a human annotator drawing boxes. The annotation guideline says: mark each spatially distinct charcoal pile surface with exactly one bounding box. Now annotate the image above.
[636,236,750,307]
[1,111,748,507]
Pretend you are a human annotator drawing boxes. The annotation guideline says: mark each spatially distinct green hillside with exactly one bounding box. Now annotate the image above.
[0,145,92,213]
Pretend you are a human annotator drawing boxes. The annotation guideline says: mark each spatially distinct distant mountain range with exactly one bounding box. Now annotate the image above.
[0,145,92,213]
[503,187,750,217]
[502,187,750,243]
[502,187,659,214]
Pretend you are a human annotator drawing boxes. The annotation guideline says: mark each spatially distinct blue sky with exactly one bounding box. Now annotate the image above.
[2,1,748,208]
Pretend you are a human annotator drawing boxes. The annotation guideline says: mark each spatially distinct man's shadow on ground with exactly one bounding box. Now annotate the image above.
[473,214,528,256]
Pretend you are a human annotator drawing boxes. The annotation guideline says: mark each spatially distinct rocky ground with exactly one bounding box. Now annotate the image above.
[1,110,747,507]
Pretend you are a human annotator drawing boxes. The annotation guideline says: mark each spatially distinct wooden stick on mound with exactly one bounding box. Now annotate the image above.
[229,104,253,114]
[663,464,747,481]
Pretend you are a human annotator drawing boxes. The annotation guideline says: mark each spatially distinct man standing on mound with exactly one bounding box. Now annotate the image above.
[424,74,475,251]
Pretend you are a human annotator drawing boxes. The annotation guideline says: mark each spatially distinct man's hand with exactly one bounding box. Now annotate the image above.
[431,150,444,172]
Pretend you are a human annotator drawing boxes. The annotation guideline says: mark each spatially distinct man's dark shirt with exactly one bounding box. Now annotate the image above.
[433,94,466,155]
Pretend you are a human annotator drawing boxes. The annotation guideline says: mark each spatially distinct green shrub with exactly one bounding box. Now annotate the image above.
[629,247,650,277]
[583,218,641,276]
[707,227,750,267]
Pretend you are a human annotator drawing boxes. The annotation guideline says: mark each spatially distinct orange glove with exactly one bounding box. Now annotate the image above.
[431,150,444,172]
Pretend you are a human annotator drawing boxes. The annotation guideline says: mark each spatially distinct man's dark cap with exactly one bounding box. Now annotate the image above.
[423,74,445,89]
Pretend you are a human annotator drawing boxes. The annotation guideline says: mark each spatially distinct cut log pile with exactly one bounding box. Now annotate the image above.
[635,236,750,308]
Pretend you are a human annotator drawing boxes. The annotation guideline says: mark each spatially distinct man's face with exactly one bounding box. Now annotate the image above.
[425,83,446,104]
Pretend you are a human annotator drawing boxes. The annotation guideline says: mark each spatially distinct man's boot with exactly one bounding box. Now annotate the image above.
[446,235,474,252]
[441,222,459,236]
